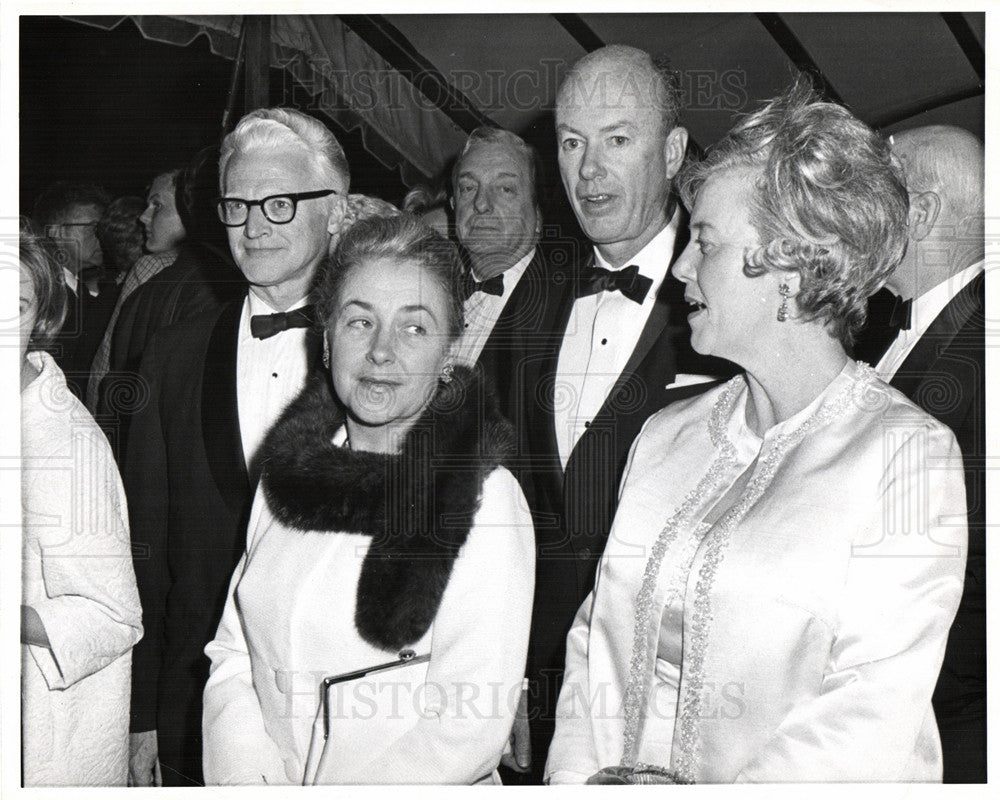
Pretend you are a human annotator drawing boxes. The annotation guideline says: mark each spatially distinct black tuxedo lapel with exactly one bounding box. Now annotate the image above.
[890,273,984,429]
[481,249,545,345]
[201,299,249,517]
[602,221,690,403]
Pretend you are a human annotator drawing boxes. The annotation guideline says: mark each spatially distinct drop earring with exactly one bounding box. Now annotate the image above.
[322,338,331,370]
[441,363,454,384]
[777,284,791,322]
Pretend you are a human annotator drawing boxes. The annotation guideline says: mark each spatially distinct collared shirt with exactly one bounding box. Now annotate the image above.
[236,292,312,470]
[555,219,679,468]
[454,247,536,367]
[876,260,984,380]
[86,250,179,412]
[63,267,79,296]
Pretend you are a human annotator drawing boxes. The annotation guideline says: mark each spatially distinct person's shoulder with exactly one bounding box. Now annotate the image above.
[643,376,736,436]
[858,372,959,449]
[481,464,521,496]
[23,354,115,461]
[142,299,240,368]
[477,466,531,525]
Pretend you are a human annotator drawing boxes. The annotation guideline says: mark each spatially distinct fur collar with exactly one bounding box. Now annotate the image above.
[258,365,514,652]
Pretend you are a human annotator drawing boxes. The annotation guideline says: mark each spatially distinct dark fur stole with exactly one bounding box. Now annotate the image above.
[258,365,515,652]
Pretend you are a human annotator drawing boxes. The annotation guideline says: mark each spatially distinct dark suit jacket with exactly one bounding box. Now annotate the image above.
[52,278,118,401]
[516,221,735,775]
[98,242,246,460]
[123,298,320,784]
[474,245,575,456]
[888,273,985,783]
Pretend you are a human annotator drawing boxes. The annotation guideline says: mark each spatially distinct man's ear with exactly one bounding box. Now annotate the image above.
[908,190,941,242]
[664,126,689,181]
[326,193,349,236]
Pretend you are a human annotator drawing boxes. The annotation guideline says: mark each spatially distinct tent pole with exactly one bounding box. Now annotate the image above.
[244,15,271,113]
[221,18,249,133]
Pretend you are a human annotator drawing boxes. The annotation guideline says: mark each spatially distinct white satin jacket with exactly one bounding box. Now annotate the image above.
[547,361,966,783]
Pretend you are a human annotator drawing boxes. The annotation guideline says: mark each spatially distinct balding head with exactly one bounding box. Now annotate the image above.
[887,125,984,297]
[557,45,681,135]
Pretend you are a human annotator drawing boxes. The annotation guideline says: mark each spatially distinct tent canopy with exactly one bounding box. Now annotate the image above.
[67,13,985,186]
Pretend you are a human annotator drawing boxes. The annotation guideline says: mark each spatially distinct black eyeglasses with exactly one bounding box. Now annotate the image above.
[216,189,338,227]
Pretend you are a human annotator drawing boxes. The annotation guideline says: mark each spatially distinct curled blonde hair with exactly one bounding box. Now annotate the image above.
[678,77,908,346]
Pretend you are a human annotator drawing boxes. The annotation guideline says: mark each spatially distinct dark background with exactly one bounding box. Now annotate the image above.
[20,17,409,218]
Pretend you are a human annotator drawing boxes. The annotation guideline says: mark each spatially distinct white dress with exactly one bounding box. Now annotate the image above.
[547,360,967,783]
[21,351,143,786]
[203,454,535,785]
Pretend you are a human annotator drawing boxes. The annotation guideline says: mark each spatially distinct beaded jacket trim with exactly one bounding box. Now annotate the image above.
[620,364,877,782]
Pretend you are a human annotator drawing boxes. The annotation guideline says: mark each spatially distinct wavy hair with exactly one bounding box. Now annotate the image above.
[315,214,464,341]
[219,107,350,193]
[678,77,908,345]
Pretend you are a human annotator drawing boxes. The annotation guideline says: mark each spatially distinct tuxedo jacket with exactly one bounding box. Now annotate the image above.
[122,298,319,783]
[518,221,735,739]
[98,242,246,457]
[888,273,985,782]
[474,245,575,464]
[52,279,118,401]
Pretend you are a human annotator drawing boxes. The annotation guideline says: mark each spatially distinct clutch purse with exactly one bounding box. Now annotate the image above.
[302,648,431,784]
[319,648,431,739]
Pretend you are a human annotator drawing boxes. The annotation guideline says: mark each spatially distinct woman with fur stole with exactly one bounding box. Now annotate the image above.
[202,214,534,784]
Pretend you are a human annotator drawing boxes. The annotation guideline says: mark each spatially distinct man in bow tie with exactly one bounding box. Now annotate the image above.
[509,45,734,783]
[123,108,350,786]
[451,127,574,421]
[871,125,985,783]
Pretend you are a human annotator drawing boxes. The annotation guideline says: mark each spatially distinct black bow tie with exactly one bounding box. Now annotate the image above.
[462,273,504,300]
[888,294,912,331]
[250,305,314,340]
[578,264,653,304]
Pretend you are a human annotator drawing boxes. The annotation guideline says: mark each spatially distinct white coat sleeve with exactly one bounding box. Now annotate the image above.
[27,424,143,690]
[736,425,967,781]
[322,467,535,784]
[202,490,287,785]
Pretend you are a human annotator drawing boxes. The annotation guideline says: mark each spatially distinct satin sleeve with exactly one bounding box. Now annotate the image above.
[736,425,967,782]
[543,590,599,784]
[202,489,287,785]
[318,467,535,784]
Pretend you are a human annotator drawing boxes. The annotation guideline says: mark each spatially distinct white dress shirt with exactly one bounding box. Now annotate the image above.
[555,220,678,468]
[454,247,536,367]
[875,260,984,380]
[236,292,312,469]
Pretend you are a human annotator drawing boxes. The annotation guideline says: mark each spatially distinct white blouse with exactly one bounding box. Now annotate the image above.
[547,360,966,783]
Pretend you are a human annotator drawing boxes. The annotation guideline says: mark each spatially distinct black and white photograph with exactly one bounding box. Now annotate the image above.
[1,3,993,794]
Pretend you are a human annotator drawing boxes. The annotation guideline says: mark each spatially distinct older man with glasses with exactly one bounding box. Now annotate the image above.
[122,108,350,787]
